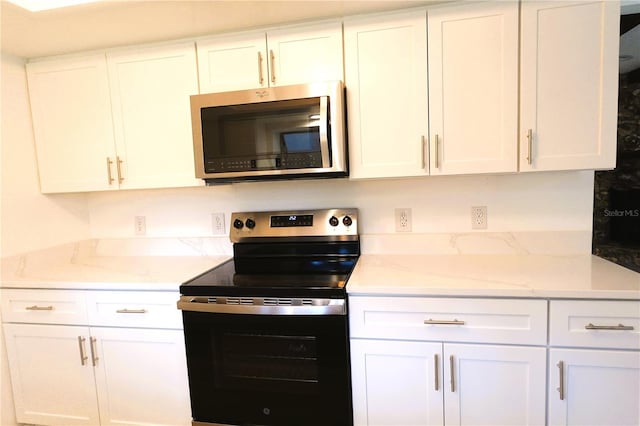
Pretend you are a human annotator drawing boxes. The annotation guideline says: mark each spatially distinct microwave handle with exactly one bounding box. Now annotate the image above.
[319,96,331,168]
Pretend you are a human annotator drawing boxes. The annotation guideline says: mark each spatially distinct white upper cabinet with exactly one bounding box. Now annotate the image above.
[26,54,117,193]
[428,2,519,175]
[266,22,344,87]
[27,42,201,193]
[197,21,343,93]
[344,10,429,179]
[107,41,201,190]
[196,32,268,93]
[520,1,619,171]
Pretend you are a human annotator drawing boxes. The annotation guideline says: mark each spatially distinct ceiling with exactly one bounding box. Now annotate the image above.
[0,0,436,58]
[2,0,638,71]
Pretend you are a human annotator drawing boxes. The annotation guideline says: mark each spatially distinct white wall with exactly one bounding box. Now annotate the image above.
[88,170,595,239]
[1,54,91,426]
[0,53,90,257]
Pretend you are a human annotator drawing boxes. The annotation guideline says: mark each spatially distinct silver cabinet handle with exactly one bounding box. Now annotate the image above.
[25,305,53,311]
[449,355,456,393]
[269,49,276,84]
[78,336,88,366]
[421,135,427,169]
[557,361,565,400]
[89,337,99,367]
[116,308,147,314]
[106,157,115,185]
[434,134,440,169]
[257,52,264,85]
[585,323,634,331]
[526,129,533,165]
[424,319,465,326]
[434,354,440,391]
[116,156,124,184]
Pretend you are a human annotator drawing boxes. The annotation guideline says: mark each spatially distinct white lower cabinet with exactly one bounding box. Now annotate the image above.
[350,339,546,426]
[1,289,190,426]
[350,339,443,425]
[444,343,546,425]
[91,327,190,426]
[3,323,100,426]
[548,349,640,426]
[349,296,548,425]
[548,300,640,426]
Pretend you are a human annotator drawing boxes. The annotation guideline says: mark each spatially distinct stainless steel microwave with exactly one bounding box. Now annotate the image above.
[190,81,347,183]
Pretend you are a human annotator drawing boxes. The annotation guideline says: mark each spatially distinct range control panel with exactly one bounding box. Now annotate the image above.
[230,209,358,242]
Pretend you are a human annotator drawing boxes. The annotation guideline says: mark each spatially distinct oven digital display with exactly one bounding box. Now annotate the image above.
[270,214,313,227]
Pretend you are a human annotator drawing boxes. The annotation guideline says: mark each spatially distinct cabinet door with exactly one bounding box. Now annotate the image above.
[428,2,518,175]
[197,32,268,92]
[267,21,344,87]
[548,348,640,426]
[444,343,546,426]
[107,42,202,190]
[91,327,191,426]
[2,324,100,426]
[350,339,443,426]
[26,54,117,193]
[344,10,429,179]
[520,1,619,171]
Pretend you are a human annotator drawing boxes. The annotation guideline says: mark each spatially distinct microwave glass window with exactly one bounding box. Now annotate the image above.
[200,97,330,173]
[281,130,320,153]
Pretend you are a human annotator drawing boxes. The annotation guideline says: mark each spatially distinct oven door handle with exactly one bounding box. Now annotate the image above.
[177,296,346,316]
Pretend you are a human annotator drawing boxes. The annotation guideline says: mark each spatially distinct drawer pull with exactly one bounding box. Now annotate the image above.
[116,308,147,314]
[449,355,456,393]
[78,336,88,366]
[90,337,99,367]
[434,354,440,391]
[25,305,54,311]
[585,323,634,331]
[424,319,465,326]
[557,361,565,400]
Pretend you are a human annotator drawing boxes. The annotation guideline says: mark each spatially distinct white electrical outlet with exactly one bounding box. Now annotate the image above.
[212,212,225,235]
[395,208,412,232]
[471,206,487,230]
[134,216,146,235]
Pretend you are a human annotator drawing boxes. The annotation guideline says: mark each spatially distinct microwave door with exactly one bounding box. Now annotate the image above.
[319,96,330,168]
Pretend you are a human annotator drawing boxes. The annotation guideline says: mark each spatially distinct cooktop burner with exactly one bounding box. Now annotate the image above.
[180,208,360,299]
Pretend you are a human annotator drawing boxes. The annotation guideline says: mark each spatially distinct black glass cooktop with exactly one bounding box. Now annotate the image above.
[180,241,360,298]
[180,259,356,298]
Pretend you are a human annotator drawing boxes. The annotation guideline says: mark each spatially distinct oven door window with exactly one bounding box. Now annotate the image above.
[182,311,351,426]
[220,332,319,393]
[200,97,331,173]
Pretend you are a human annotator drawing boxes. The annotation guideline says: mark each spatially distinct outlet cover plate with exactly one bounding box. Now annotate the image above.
[212,212,225,235]
[471,206,487,230]
[395,208,412,232]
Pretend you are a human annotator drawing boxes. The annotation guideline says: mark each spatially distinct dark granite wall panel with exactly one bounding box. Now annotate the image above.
[593,65,640,273]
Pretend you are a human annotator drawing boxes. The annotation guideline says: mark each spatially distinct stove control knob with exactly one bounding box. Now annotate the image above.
[329,216,339,227]
[343,215,353,227]
[245,218,256,229]
[233,219,244,230]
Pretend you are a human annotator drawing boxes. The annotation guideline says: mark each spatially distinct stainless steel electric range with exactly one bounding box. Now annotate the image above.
[178,209,359,426]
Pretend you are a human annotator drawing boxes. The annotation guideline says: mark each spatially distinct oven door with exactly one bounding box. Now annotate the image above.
[181,309,352,426]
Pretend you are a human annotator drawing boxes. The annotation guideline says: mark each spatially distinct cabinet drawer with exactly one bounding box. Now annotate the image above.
[85,291,182,329]
[0,289,87,325]
[550,300,640,349]
[349,296,547,345]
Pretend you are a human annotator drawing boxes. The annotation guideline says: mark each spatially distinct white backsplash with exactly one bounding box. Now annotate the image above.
[85,170,595,255]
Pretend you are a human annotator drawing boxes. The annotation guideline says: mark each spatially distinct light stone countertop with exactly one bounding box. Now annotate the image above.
[2,238,638,298]
[1,239,231,291]
[346,254,640,300]
[1,255,231,291]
